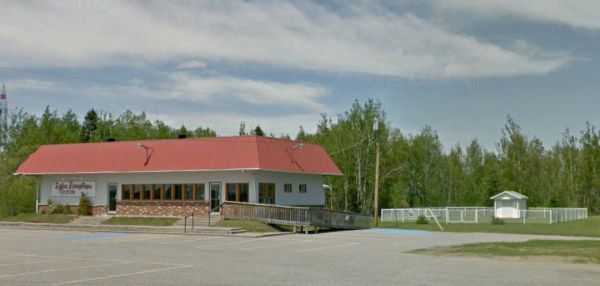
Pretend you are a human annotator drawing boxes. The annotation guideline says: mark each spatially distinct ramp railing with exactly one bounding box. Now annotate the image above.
[221,201,372,230]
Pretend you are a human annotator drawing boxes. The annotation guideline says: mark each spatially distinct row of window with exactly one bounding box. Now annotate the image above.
[121,183,308,202]
[121,184,205,201]
[284,183,307,193]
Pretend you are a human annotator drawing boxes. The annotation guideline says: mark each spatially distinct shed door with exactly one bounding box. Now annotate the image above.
[500,200,510,218]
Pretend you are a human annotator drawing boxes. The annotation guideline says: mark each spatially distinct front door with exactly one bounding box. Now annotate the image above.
[210,182,221,212]
[107,184,117,213]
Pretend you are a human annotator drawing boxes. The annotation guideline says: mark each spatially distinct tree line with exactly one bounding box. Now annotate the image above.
[1,100,599,217]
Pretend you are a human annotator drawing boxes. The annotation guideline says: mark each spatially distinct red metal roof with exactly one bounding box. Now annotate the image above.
[14,136,342,176]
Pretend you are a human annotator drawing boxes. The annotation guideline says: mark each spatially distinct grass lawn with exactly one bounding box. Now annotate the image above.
[379,216,600,237]
[0,213,77,224]
[216,219,281,233]
[101,216,178,226]
[411,240,600,264]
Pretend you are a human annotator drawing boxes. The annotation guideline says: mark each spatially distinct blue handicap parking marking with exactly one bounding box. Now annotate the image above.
[57,232,128,241]
[367,228,430,235]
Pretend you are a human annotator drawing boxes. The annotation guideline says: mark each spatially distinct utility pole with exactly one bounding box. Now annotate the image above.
[0,84,7,149]
[373,115,381,226]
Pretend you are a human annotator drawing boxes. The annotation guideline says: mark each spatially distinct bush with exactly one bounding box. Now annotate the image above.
[44,199,73,215]
[491,217,505,225]
[78,193,92,216]
[416,215,429,224]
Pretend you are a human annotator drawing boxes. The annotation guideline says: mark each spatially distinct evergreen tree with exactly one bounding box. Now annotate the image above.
[80,109,98,142]
[253,125,264,136]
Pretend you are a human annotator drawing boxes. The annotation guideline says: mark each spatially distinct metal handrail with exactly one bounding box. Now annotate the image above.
[183,212,194,233]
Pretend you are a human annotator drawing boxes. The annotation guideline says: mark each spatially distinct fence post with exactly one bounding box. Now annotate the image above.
[445,208,448,224]
[475,209,478,224]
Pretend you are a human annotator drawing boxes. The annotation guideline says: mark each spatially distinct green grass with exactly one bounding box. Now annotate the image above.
[216,219,281,233]
[411,240,600,264]
[0,213,77,224]
[379,216,600,237]
[101,216,178,226]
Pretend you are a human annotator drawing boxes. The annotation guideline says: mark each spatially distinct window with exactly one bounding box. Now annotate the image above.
[284,183,292,193]
[164,184,172,200]
[143,184,152,200]
[226,183,250,202]
[119,183,207,201]
[195,184,205,201]
[184,184,193,200]
[133,184,142,199]
[259,183,275,204]
[121,184,131,200]
[239,184,249,202]
[174,184,183,200]
[299,184,307,193]
[153,184,162,200]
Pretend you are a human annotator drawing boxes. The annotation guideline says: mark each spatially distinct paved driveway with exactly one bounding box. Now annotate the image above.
[0,228,597,285]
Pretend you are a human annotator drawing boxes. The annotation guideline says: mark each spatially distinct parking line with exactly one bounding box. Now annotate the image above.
[0,259,58,266]
[0,262,122,279]
[51,264,192,285]
[194,237,274,249]
[240,240,312,251]
[158,236,220,245]
[297,242,359,253]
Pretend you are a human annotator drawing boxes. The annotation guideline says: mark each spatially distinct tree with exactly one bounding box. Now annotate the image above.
[193,126,217,137]
[252,125,264,136]
[80,109,98,142]
[239,121,247,136]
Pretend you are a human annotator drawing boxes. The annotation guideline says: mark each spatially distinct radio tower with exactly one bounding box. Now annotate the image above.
[0,84,7,147]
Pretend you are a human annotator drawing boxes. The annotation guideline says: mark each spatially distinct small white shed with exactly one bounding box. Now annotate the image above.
[490,191,528,219]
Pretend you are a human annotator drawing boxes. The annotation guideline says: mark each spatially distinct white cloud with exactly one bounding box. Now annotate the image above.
[0,0,569,79]
[434,0,600,30]
[7,79,57,91]
[176,60,207,70]
[77,72,327,110]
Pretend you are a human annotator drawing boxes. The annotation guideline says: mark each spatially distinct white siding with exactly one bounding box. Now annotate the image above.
[40,171,255,206]
[39,170,325,207]
[252,171,325,206]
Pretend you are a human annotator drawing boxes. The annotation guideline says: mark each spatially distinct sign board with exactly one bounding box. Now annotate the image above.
[51,181,96,197]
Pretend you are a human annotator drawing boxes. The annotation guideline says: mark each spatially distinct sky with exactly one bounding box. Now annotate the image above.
[1,0,600,150]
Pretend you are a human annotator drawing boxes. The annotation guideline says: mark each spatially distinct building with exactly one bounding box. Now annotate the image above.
[490,190,528,219]
[15,136,342,216]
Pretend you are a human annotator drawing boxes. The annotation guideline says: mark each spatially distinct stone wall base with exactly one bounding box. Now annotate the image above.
[117,201,209,216]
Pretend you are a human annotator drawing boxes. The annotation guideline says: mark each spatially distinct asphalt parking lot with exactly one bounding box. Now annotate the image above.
[0,228,598,285]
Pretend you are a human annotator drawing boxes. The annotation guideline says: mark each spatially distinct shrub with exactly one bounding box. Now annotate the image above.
[491,217,505,225]
[78,193,92,216]
[416,215,429,224]
[45,199,73,215]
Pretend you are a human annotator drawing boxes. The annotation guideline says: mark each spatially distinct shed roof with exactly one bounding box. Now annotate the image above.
[15,136,342,176]
[490,190,528,200]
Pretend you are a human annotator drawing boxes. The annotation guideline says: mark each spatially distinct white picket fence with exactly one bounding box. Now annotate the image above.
[381,207,588,224]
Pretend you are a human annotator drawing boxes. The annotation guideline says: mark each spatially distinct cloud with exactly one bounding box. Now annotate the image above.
[6,78,57,91]
[0,0,569,79]
[67,72,327,110]
[433,0,600,30]
[176,60,207,70]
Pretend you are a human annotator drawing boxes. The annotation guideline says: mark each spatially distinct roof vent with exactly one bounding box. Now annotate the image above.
[177,134,187,139]
[106,138,116,142]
